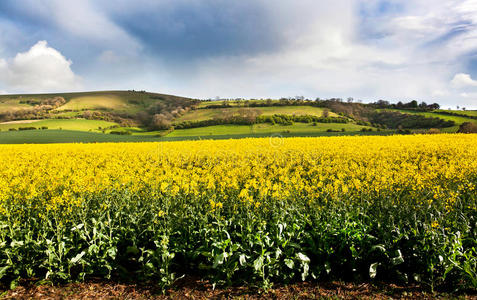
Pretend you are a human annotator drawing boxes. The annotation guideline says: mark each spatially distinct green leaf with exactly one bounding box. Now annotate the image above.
[296,253,310,263]
[126,246,140,255]
[10,277,19,290]
[371,244,386,253]
[70,251,86,265]
[0,266,10,279]
[284,258,294,269]
[391,250,404,266]
[253,257,264,271]
[369,262,379,279]
[213,253,225,267]
[239,254,247,266]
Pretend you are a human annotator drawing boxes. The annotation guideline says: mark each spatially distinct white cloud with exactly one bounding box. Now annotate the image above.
[451,73,477,88]
[0,41,81,93]
[175,0,477,109]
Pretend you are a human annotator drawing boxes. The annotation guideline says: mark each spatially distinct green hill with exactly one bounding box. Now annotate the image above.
[0,90,198,131]
[1,92,475,143]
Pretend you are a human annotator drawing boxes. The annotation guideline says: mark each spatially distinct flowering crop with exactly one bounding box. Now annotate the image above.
[0,135,476,291]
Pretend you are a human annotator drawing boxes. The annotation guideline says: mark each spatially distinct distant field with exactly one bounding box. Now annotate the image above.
[0,128,391,144]
[167,123,372,137]
[0,130,162,144]
[0,119,117,131]
[55,95,131,111]
[0,99,31,113]
[388,109,477,124]
[437,110,477,117]
[176,106,336,122]
[383,109,477,132]
[0,90,196,114]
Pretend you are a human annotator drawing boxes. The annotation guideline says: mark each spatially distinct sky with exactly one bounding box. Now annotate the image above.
[0,0,477,108]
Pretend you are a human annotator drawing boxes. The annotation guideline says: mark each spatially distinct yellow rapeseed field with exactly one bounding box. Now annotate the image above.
[0,134,476,289]
[1,134,476,214]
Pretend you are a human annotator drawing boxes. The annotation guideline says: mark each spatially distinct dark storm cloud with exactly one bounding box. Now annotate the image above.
[104,1,284,60]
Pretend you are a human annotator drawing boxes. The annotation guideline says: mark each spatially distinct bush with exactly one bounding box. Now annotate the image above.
[370,111,454,129]
[457,122,477,133]
[8,128,17,131]
[18,127,36,131]
[110,131,132,135]
[427,128,441,134]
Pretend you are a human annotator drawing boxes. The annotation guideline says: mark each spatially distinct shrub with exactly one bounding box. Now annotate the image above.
[427,128,441,134]
[110,131,132,135]
[457,122,477,133]
[18,127,36,131]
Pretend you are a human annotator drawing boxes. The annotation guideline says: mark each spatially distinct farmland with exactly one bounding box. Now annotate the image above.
[174,106,337,122]
[3,91,477,143]
[0,119,117,131]
[167,123,373,137]
[0,134,476,292]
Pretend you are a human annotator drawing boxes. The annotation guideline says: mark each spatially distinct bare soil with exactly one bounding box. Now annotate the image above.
[2,278,476,299]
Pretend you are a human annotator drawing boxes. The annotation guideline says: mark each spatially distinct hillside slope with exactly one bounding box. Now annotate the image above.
[0,90,198,130]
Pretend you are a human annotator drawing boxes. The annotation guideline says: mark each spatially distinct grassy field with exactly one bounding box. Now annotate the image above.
[55,95,132,111]
[388,109,477,124]
[384,109,477,132]
[0,90,196,116]
[0,130,163,144]
[176,106,337,122]
[197,99,300,108]
[437,109,477,117]
[167,123,372,137]
[0,119,117,131]
[0,99,31,113]
[0,127,390,144]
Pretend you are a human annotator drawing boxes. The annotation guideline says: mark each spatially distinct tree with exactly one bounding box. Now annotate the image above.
[322,109,330,118]
[419,101,428,109]
[457,122,477,133]
[151,114,172,130]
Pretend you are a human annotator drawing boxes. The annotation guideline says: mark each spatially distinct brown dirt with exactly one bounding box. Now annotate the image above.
[2,278,476,300]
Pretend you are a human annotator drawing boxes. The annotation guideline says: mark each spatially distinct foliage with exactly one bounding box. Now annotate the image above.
[370,111,455,129]
[457,122,477,133]
[175,114,348,129]
[0,135,476,292]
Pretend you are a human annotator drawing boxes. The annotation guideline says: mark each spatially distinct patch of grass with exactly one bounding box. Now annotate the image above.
[176,106,336,123]
[388,109,476,124]
[0,99,31,113]
[55,95,131,111]
[167,123,373,137]
[0,127,392,144]
[383,109,477,132]
[437,109,477,117]
[0,130,161,144]
[0,119,118,131]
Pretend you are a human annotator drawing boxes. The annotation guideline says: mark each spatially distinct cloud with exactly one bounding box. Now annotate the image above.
[451,73,477,88]
[0,40,81,93]
[1,0,477,108]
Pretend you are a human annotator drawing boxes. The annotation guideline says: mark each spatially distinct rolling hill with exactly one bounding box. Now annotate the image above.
[1,91,476,143]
